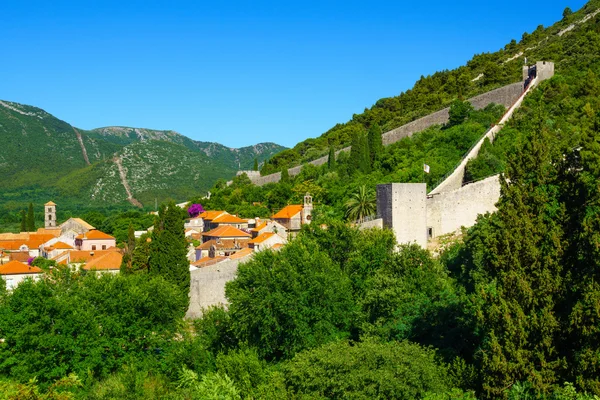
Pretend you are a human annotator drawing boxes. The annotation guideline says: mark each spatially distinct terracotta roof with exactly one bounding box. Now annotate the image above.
[228,248,254,260]
[203,225,251,238]
[45,201,57,206]
[9,252,30,262]
[251,221,268,232]
[272,205,303,220]
[61,218,95,231]
[191,256,227,267]
[0,260,42,275]
[212,214,247,224]
[75,230,115,240]
[0,233,29,241]
[249,232,276,244]
[36,228,62,237]
[52,241,73,250]
[196,239,249,250]
[198,211,227,221]
[68,249,120,264]
[82,251,123,271]
[271,243,284,250]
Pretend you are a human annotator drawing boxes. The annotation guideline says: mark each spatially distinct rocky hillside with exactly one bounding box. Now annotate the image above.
[0,101,285,211]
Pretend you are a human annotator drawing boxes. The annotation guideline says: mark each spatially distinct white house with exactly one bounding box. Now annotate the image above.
[0,260,43,290]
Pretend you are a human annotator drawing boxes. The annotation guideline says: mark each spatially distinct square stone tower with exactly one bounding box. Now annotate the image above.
[45,201,57,228]
[376,183,427,248]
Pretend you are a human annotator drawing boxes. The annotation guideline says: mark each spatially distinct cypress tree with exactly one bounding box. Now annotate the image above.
[26,203,35,232]
[121,223,137,273]
[367,123,383,166]
[359,134,371,174]
[19,210,26,232]
[253,158,259,171]
[474,118,565,397]
[281,168,290,183]
[328,146,336,170]
[349,133,363,174]
[149,203,190,304]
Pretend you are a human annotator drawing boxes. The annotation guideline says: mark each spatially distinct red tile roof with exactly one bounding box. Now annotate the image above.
[272,205,302,219]
[249,232,276,244]
[212,214,247,224]
[198,211,227,221]
[75,230,115,240]
[82,252,123,271]
[203,225,251,239]
[0,260,42,275]
[191,256,227,267]
[228,248,254,260]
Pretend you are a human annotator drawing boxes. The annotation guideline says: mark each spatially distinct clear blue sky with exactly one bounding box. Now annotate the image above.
[0,0,588,148]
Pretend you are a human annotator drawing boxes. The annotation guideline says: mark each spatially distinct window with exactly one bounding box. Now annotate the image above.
[427,227,433,239]
[6,278,14,290]
[92,245,96,251]
[102,245,106,250]
[47,208,51,213]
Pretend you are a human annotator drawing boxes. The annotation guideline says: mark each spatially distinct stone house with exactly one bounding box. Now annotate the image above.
[75,230,116,251]
[0,260,43,290]
[271,194,313,236]
[248,232,287,252]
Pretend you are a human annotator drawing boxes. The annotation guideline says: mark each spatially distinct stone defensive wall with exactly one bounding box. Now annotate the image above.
[430,77,538,195]
[248,82,524,186]
[426,175,501,238]
[186,255,251,319]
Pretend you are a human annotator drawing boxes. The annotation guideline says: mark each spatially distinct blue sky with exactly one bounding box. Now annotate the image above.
[0,0,588,148]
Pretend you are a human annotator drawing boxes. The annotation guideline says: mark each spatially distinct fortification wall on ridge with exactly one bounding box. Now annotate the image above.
[186,255,251,319]
[249,82,524,186]
[426,175,500,237]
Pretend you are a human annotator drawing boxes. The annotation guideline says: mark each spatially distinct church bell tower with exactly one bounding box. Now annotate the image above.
[302,193,313,225]
[45,201,57,228]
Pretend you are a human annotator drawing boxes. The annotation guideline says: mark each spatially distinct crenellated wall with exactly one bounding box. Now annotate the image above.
[247,82,524,186]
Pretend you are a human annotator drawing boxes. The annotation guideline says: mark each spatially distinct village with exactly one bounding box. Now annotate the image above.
[0,194,314,290]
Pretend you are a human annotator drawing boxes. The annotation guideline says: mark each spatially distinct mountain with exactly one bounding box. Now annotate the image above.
[0,100,286,214]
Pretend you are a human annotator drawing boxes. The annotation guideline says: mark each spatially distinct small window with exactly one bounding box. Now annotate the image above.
[47,208,51,212]
[92,245,96,251]
[102,245,106,250]
[427,227,433,239]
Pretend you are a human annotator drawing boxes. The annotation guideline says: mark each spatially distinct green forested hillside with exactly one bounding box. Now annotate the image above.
[260,0,600,175]
[2,2,600,400]
[0,102,285,230]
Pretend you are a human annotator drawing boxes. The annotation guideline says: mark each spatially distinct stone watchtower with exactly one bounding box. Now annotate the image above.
[45,201,57,228]
[302,193,313,224]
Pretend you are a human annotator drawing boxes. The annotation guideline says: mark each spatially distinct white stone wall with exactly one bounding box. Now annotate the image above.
[186,254,252,319]
[427,175,501,238]
[358,218,384,230]
[377,183,427,248]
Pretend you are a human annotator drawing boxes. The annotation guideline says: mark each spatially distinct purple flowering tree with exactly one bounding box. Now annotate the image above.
[188,203,205,218]
[27,257,34,265]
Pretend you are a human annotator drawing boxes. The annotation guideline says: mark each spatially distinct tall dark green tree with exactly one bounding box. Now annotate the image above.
[349,132,363,174]
[120,223,136,274]
[367,123,383,166]
[328,146,336,170]
[280,168,290,183]
[253,158,259,171]
[149,202,190,306]
[26,203,35,232]
[471,118,565,397]
[359,134,371,174]
[19,210,26,232]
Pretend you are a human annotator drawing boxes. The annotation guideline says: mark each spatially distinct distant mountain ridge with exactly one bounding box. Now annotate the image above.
[0,100,286,210]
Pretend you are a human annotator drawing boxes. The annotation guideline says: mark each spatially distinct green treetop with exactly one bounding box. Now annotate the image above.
[149,202,190,311]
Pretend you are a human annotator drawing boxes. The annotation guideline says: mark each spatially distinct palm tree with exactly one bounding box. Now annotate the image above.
[345,185,376,223]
